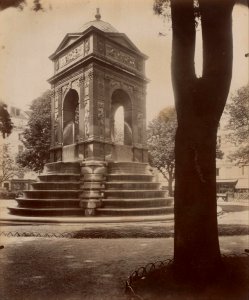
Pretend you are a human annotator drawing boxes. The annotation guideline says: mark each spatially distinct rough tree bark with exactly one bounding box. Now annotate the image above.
[171,0,235,275]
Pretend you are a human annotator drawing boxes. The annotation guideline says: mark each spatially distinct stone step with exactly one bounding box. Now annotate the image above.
[102,197,173,208]
[38,174,80,182]
[32,182,80,190]
[44,161,80,175]
[105,182,160,190]
[97,206,173,216]
[104,189,166,199]
[108,162,150,174]
[7,206,84,217]
[106,174,154,182]
[23,190,81,199]
[15,198,80,208]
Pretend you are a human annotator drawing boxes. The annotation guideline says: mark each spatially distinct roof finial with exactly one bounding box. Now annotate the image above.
[95,8,101,21]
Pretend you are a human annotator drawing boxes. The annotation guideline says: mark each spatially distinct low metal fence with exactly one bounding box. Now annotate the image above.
[125,252,249,300]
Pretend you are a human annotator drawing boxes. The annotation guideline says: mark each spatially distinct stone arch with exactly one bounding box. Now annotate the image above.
[62,89,79,146]
[111,89,132,146]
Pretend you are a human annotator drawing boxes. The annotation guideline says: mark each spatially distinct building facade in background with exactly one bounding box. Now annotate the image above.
[0,104,35,192]
[216,115,249,200]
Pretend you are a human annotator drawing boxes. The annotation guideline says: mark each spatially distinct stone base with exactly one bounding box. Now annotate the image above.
[9,161,173,218]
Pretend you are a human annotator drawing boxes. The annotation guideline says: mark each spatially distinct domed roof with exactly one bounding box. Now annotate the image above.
[79,9,118,33]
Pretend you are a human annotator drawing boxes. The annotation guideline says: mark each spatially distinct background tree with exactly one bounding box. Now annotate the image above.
[16,90,51,172]
[0,0,43,11]
[216,138,224,160]
[147,107,177,196]
[0,101,13,138]
[0,144,24,185]
[148,106,223,197]
[153,0,246,277]
[225,84,249,165]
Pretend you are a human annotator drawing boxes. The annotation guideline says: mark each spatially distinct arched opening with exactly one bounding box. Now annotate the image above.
[111,89,132,146]
[63,89,79,146]
[113,106,124,144]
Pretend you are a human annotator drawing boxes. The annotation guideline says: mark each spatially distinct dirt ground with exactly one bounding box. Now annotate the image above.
[0,236,248,300]
[0,201,248,300]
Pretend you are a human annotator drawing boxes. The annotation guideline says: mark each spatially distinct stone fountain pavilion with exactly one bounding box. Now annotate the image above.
[8,10,173,218]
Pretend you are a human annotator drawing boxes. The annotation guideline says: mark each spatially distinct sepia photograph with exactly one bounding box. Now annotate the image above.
[0,0,248,299]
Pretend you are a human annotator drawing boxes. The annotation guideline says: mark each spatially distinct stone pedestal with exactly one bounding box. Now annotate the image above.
[79,161,107,216]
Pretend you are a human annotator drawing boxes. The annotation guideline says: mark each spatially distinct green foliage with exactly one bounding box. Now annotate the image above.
[0,0,44,11]
[153,0,170,16]
[0,101,13,138]
[216,141,224,160]
[0,0,26,10]
[225,84,249,165]
[0,144,24,184]
[153,0,200,26]
[33,0,43,12]
[147,107,177,195]
[16,90,51,172]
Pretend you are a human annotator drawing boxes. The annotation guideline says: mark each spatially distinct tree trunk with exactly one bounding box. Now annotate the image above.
[171,0,234,276]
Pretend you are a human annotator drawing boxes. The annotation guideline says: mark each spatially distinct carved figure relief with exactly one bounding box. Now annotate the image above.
[72,78,80,91]
[84,38,90,55]
[97,101,105,136]
[58,44,84,69]
[106,44,136,69]
[97,40,105,54]
[84,101,90,138]
[79,74,85,85]
[87,69,94,81]
[110,79,121,89]
[62,83,70,97]
[122,83,133,95]
[55,69,83,86]
[84,80,89,97]
[74,104,79,142]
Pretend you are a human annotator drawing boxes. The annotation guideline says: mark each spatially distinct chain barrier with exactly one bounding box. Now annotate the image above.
[125,258,173,300]
[0,231,74,238]
[125,252,249,300]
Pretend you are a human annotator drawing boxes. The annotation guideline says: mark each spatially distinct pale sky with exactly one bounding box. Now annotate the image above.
[0,0,248,121]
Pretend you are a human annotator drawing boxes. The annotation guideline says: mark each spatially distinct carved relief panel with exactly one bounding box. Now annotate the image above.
[57,44,84,70]
[53,89,61,145]
[55,36,92,73]
[106,43,137,70]
[97,101,105,137]
[84,100,90,138]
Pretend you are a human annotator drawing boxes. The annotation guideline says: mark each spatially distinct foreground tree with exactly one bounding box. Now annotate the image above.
[147,107,177,196]
[16,90,51,172]
[225,84,249,165]
[0,101,13,138]
[154,0,242,276]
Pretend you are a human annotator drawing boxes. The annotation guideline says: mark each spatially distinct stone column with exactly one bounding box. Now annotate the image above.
[79,161,107,216]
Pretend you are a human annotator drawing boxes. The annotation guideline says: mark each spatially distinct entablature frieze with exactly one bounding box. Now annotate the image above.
[53,68,84,88]
[104,72,145,97]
